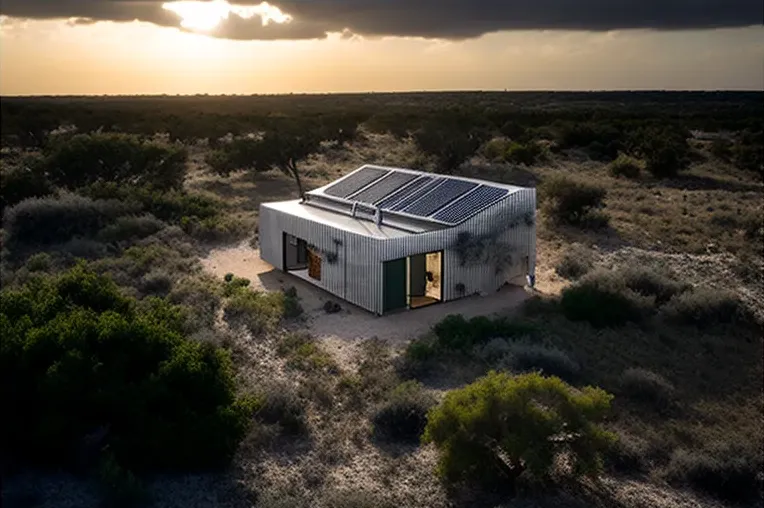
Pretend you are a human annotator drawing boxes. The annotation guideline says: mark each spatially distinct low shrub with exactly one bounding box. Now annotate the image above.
[0,163,54,213]
[4,193,138,246]
[25,252,52,272]
[505,141,543,166]
[424,372,615,487]
[606,432,649,474]
[539,175,608,228]
[224,289,284,336]
[481,138,511,161]
[97,453,148,508]
[620,368,675,412]
[181,214,248,243]
[561,270,653,327]
[555,245,594,280]
[607,153,642,178]
[167,275,222,330]
[44,133,187,190]
[621,268,689,306]
[138,269,174,297]
[666,447,763,503]
[663,288,750,326]
[255,384,307,435]
[372,381,436,443]
[432,314,535,351]
[97,215,166,244]
[277,332,337,373]
[502,342,581,383]
[0,265,253,471]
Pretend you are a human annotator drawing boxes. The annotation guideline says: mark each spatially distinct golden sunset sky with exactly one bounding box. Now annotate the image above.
[1,1,762,95]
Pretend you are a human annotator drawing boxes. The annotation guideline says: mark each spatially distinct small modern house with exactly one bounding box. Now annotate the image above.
[259,165,536,315]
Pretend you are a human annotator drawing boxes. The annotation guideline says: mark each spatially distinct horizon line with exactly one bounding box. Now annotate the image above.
[2,88,763,99]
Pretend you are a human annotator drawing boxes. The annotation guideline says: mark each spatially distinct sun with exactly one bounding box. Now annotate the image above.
[162,1,291,32]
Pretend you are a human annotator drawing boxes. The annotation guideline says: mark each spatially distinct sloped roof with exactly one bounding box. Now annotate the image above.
[306,164,524,228]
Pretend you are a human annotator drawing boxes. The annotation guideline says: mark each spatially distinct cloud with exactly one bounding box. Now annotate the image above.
[0,0,761,40]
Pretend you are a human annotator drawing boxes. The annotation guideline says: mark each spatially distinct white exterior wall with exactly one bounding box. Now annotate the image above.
[259,188,536,315]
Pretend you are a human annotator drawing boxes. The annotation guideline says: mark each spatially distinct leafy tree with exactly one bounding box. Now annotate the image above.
[629,127,690,178]
[209,128,320,199]
[413,122,489,174]
[423,372,615,488]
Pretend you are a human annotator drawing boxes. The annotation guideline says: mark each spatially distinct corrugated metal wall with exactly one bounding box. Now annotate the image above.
[259,188,536,315]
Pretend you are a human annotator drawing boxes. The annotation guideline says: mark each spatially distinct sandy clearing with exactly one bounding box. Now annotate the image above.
[201,242,533,349]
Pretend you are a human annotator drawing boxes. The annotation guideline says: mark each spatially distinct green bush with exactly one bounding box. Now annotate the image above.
[639,133,690,178]
[481,138,511,161]
[0,265,253,471]
[97,215,167,244]
[4,193,138,246]
[555,245,594,280]
[25,252,52,272]
[0,162,53,213]
[505,141,543,166]
[607,153,642,178]
[620,368,675,412]
[44,133,187,190]
[432,314,535,352]
[503,343,581,382]
[97,453,148,508]
[254,384,307,435]
[666,447,763,503]
[621,268,688,306]
[662,288,750,326]
[372,381,436,443]
[561,270,653,328]
[223,286,300,335]
[539,175,608,228]
[423,372,615,487]
[277,332,336,373]
[606,432,649,474]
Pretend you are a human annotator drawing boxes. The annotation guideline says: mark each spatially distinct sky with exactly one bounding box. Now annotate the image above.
[0,1,762,95]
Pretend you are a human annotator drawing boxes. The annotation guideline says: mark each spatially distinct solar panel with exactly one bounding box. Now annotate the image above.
[387,178,445,211]
[348,171,418,205]
[324,167,389,198]
[402,180,478,217]
[376,176,434,209]
[431,185,509,224]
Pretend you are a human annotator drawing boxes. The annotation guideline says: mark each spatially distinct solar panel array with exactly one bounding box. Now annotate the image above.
[316,167,513,225]
[431,185,509,224]
[324,166,389,198]
[402,180,478,217]
[348,171,418,204]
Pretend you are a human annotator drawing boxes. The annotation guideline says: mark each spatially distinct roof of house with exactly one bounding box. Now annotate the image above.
[263,164,529,238]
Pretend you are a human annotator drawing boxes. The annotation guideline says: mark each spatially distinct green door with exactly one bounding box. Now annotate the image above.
[383,258,407,313]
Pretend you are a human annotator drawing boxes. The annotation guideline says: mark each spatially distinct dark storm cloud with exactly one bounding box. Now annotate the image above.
[1,0,761,40]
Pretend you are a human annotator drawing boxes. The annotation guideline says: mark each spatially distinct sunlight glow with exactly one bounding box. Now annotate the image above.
[162,0,291,31]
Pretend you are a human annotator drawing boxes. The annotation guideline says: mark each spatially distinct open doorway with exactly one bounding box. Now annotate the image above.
[408,251,442,309]
[283,233,322,282]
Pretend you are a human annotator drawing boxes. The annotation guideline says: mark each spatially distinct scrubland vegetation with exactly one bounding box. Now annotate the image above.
[1,92,762,507]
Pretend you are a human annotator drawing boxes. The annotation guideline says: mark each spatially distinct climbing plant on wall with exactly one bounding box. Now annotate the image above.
[453,211,534,275]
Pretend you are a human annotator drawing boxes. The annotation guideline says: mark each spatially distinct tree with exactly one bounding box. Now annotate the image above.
[423,371,615,488]
[208,128,320,199]
[413,122,489,174]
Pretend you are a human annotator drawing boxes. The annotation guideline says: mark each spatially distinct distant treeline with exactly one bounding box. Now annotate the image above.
[1,91,762,148]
